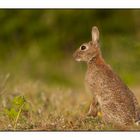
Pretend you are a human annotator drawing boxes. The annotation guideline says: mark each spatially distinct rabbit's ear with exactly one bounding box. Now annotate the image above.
[92,26,99,43]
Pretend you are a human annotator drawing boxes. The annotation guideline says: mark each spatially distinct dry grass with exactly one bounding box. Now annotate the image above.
[0,76,140,131]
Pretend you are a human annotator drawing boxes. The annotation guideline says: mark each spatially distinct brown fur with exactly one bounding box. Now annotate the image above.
[73,26,140,129]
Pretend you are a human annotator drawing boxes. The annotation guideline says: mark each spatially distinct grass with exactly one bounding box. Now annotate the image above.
[0,73,140,131]
[0,74,111,130]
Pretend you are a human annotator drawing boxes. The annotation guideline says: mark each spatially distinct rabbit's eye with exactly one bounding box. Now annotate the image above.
[81,45,86,50]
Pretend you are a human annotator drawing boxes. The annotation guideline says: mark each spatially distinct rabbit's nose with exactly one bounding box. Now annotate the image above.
[73,52,81,61]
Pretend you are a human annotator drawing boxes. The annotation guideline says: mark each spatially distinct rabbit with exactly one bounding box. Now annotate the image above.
[73,26,140,129]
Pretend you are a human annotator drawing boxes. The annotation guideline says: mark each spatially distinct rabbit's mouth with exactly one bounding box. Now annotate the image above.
[75,58,81,62]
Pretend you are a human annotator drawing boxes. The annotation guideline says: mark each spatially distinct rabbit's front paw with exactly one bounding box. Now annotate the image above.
[87,103,98,117]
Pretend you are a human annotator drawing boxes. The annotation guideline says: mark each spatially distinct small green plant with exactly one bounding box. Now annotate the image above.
[4,95,30,130]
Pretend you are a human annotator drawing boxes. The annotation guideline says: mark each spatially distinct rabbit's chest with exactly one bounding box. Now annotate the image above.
[85,70,102,94]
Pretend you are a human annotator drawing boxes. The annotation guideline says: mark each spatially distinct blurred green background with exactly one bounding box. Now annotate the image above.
[0,10,140,88]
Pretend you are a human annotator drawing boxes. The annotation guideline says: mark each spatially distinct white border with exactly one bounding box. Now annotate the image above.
[0,0,140,8]
[0,132,140,140]
[0,1,140,139]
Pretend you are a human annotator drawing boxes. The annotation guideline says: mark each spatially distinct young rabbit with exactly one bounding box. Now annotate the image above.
[73,26,140,128]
